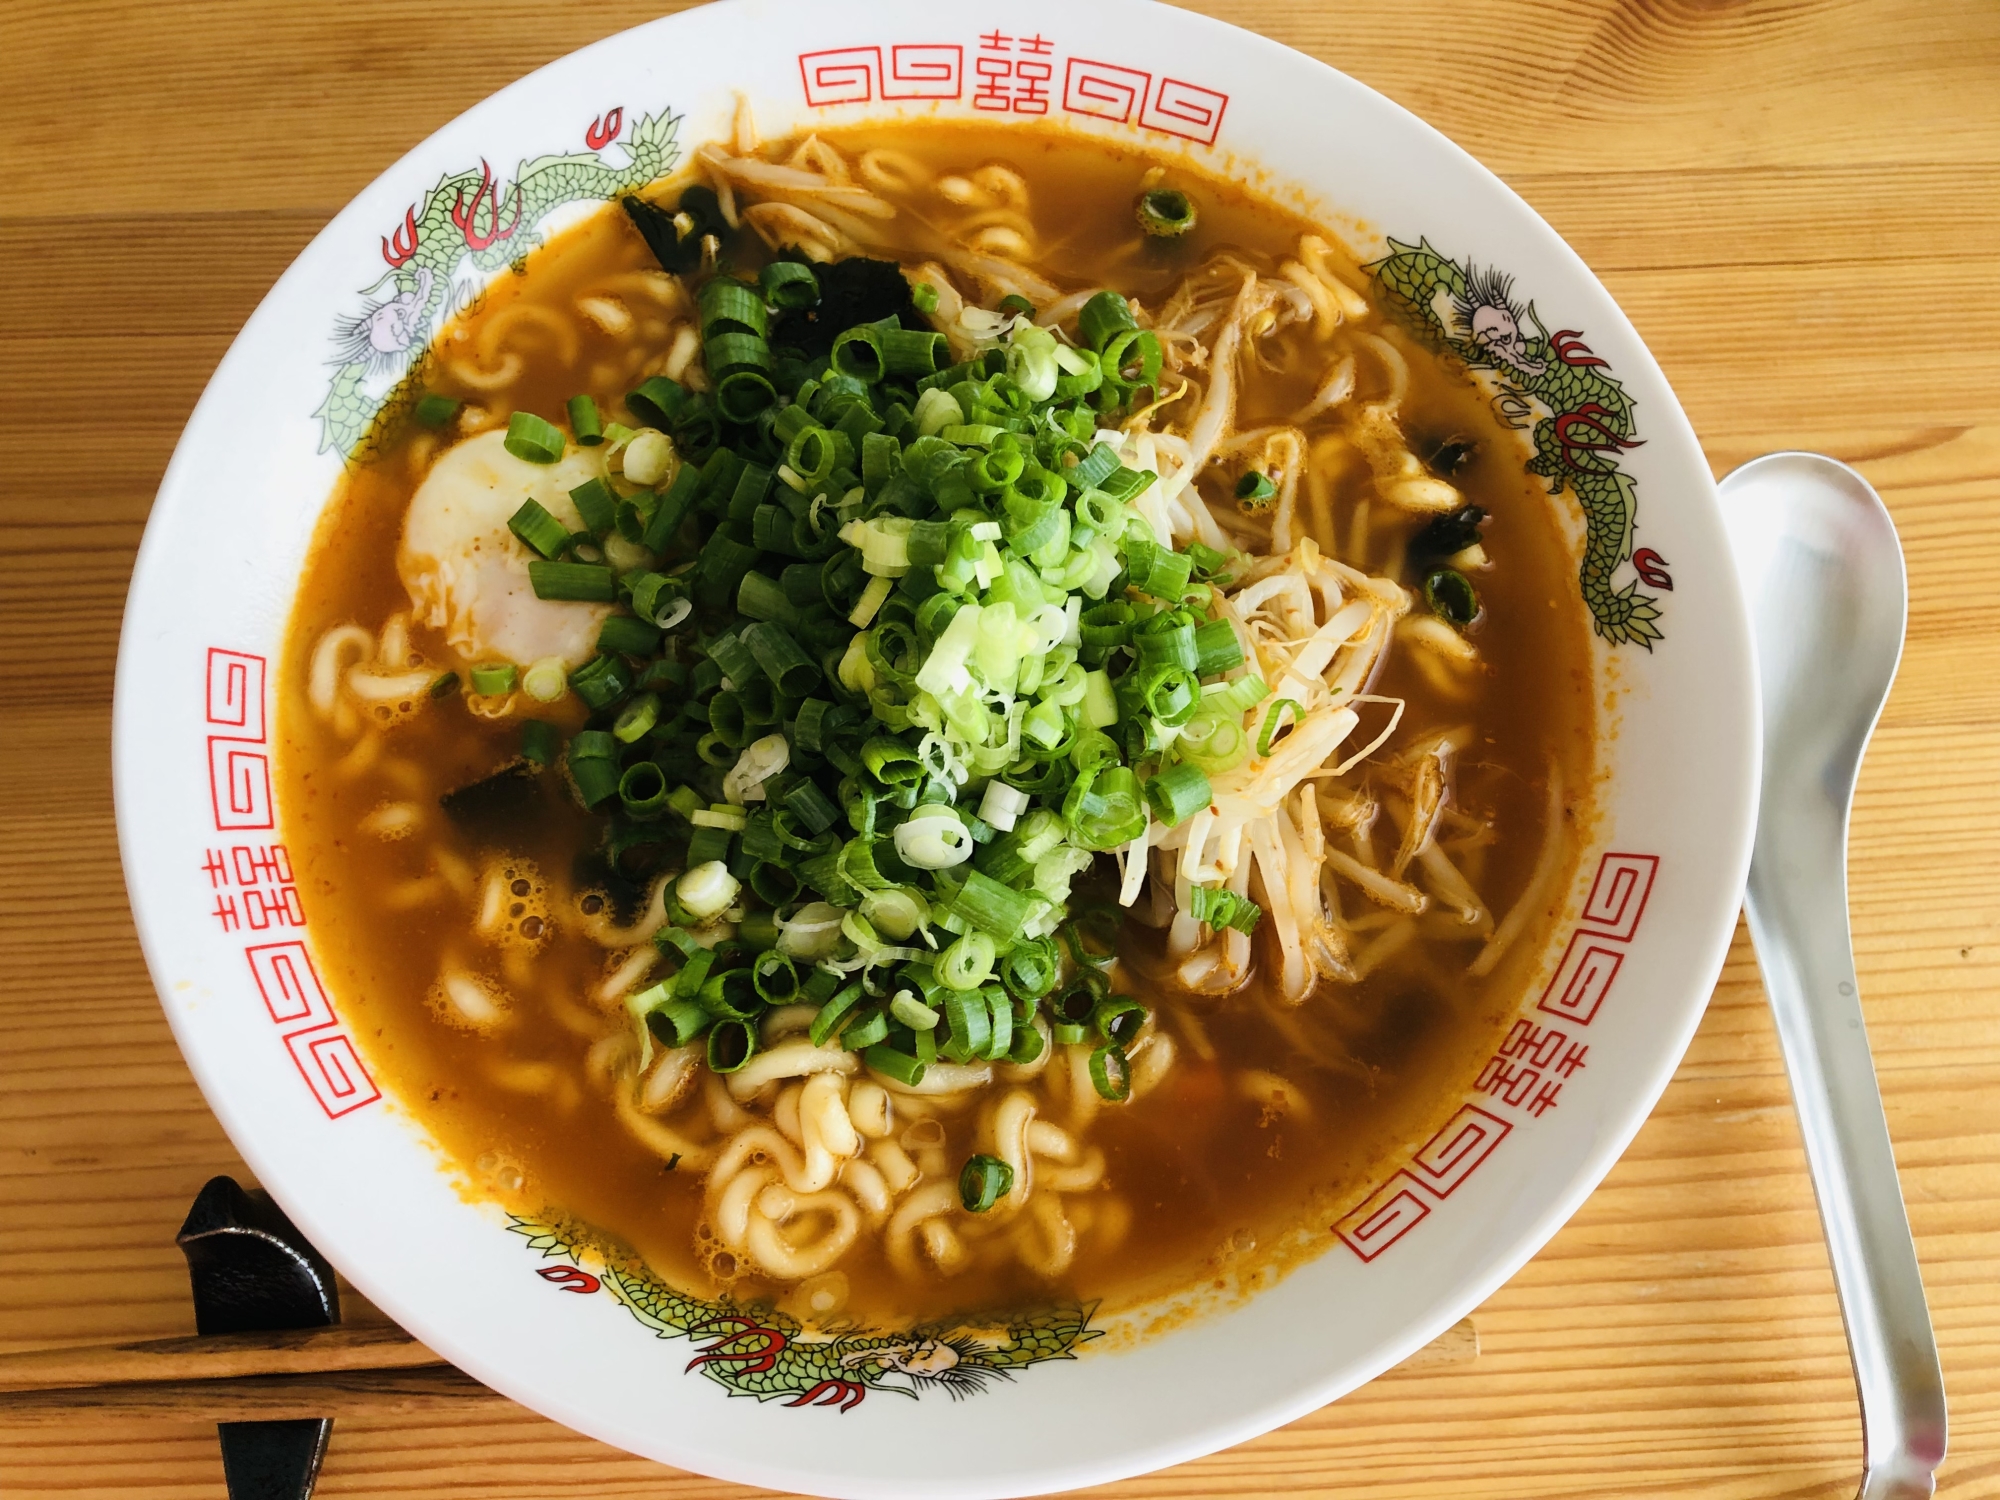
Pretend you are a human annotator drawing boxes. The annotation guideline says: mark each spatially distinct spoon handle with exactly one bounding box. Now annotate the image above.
[1746,828,1946,1498]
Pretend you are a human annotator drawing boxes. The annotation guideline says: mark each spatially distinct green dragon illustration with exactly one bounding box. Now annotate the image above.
[315,104,683,459]
[508,1215,1100,1410]
[1367,237,1664,647]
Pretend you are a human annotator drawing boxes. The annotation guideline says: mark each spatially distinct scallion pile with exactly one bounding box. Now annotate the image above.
[489,246,1266,1210]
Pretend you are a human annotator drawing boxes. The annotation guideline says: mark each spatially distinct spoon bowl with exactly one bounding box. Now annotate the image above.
[1721,452,1945,1500]
[1726,453,1907,799]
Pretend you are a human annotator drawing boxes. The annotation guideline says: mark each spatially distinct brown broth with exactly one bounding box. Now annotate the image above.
[276,123,1593,1329]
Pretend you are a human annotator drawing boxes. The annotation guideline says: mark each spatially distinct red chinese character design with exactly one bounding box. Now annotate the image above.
[203,843,304,935]
[974,31,1015,113]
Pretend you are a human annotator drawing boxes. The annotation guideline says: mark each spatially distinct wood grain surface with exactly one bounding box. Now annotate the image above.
[2,0,1996,1495]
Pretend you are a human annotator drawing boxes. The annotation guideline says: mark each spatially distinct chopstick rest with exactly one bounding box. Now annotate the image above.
[176,1176,339,1500]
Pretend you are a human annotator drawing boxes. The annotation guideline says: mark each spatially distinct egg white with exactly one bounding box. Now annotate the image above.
[398,429,612,669]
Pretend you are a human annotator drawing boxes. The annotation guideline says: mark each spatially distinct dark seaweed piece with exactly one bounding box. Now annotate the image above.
[571,844,652,924]
[770,257,921,358]
[438,760,543,833]
[1409,504,1488,560]
[1423,434,1478,478]
[623,185,731,274]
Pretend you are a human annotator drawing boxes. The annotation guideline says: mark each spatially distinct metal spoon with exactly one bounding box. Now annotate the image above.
[1720,452,1947,1498]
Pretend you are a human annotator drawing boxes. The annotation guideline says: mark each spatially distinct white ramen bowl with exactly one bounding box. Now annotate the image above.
[114,0,1758,1493]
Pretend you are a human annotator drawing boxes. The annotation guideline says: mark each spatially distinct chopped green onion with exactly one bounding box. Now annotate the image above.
[619,760,669,817]
[810,981,867,1047]
[522,656,568,702]
[706,333,773,384]
[1134,614,1198,670]
[1064,764,1148,851]
[647,996,712,1048]
[519,719,559,767]
[1095,464,1156,503]
[569,660,631,719]
[783,780,841,836]
[630,572,689,630]
[890,990,940,1031]
[894,808,975,871]
[638,469,698,556]
[599,614,663,658]
[760,259,819,309]
[679,859,741,921]
[950,869,1040,937]
[1192,619,1245,676]
[503,411,566,464]
[841,1007,891,1051]
[981,990,1015,1061]
[999,937,1061,1000]
[941,988,991,1060]
[1176,708,1248,774]
[1123,537,1195,600]
[1092,994,1147,1048]
[612,692,660,743]
[830,320,891,383]
[568,477,619,536]
[1088,1044,1131,1102]
[625,375,688,430]
[567,741,621,809]
[469,663,518,696]
[413,393,462,428]
[1257,699,1303,757]
[1186,541,1232,579]
[978,780,1029,832]
[1207,673,1270,716]
[958,1153,1014,1212]
[1235,469,1276,506]
[849,574,894,627]
[1424,568,1480,628]
[699,967,761,1021]
[1009,1019,1047,1066]
[1136,187,1198,239]
[910,281,940,315]
[741,620,821,697]
[426,671,460,700]
[699,277,770,340]
[881,328,946,377]
[937,931,997,990]
[1188,883,1262,934]
[716,369,777,423]
[1145,760,1211,825]
[507,499,571,560]
[1079,291,1140,352]
[528,561,617,602]
[735,570,790,623]
[706,1018,756,1074]
[752,950,799,1003]
[567,394,604,446]
[1081,669,1119,728]
[862,1042,927,1087]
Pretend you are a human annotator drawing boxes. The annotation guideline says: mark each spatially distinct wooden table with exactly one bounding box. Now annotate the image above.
[3,0,1996,1494]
